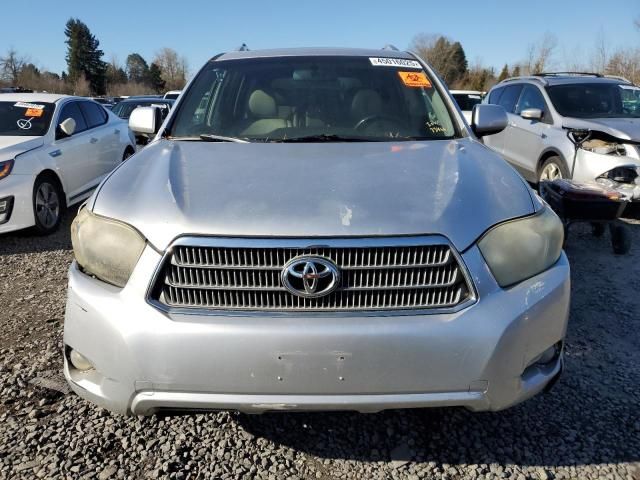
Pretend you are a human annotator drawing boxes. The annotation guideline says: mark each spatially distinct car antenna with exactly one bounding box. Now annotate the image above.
[236,43,250,51]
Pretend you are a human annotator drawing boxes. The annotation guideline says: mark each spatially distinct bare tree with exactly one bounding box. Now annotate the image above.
[0,48,28,84]
[606,49,640,84]
[73,73,91,96]
[590,30,609,74]
[153,48,188,90]
[525,33,557,74]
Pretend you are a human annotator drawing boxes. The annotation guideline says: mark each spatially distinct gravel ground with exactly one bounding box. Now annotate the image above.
[0,213,639,480]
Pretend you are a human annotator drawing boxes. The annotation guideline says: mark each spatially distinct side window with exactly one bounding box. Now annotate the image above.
[58,101,88,134]
[80,101,108,129]
[487,87,504,105]
[497,85,523,113]
[516,85,547,114]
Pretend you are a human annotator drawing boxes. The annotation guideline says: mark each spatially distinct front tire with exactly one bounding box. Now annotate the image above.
[538,156,569,183]
[32,176,64,235]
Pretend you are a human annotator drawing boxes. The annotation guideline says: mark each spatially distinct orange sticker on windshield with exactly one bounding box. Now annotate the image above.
[25,108,43,117]
[398,71,431,88]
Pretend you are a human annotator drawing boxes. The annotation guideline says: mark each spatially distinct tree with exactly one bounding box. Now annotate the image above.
[64,18,107,95]
[410,34,467,86]
[525,33,557,74]
[153,48,188,90]
[497,64,510,81]
[125,53,149,83]
[0,48,28,84]
[147,62,166,93]
[511,65,521,77]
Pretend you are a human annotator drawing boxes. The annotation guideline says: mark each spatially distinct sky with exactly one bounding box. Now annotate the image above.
[1,0,638,78]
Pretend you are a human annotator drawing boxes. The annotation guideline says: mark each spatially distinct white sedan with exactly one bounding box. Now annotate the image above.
[0,93,135,235]
[450,90,485,123]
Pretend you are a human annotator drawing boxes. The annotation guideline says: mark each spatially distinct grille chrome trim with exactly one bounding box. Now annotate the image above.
[147,236,477,315]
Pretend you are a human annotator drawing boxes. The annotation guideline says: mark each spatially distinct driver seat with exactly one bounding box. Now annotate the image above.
[242,90,289,136]
[351,89,383,121]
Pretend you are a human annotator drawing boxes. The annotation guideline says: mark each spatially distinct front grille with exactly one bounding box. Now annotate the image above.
[150,239,474,312]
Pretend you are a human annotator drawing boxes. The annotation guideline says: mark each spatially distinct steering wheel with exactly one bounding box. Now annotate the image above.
[354,114,403,131]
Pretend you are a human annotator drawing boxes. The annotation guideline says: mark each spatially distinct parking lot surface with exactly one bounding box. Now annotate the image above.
[0,214,639,480]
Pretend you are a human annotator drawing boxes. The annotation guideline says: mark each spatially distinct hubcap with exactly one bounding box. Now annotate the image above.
[35,182,60,229]
[540,163,563,181]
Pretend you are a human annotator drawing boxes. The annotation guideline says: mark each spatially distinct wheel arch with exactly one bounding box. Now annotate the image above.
[537,148,569,176]
[34,169,67,208]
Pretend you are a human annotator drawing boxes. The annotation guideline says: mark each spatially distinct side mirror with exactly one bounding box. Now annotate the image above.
[129,106,161,135]
[520,108,543,120]
[471,104,508,137]
[59,118,76,137]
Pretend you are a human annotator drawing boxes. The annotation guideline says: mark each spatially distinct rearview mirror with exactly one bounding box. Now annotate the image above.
[59,118,76,137]
[129,106,160,135]
[471,104,508,137]
[520,108,543,121]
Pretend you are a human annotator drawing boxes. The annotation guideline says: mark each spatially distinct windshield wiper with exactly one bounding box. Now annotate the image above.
[199,134,249,143]
[271,134,380,143]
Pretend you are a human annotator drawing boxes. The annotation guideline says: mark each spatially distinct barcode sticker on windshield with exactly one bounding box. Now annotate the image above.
[14,102,45,110]
[369,57,422,69]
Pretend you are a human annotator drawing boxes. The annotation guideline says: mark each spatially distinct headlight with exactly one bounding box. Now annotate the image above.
[71,207,146,287]
[0,159,14,180]
[478,207,564,287]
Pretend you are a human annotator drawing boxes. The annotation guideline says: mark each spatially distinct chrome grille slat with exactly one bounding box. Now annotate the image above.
[153,241,472,312]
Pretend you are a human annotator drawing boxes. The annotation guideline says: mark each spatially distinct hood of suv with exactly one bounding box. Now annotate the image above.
[92,139,535,251]
[563,117,640,142]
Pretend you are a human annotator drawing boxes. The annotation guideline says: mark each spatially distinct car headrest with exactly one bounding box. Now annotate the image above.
[351,89,382,118]
[248,90,277,118]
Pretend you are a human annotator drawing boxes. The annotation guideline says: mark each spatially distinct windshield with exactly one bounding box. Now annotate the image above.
[112,101,172,120]
[169,56,457,142]
[0,101,55,136]
[546,83,640,119]
[452,93,482,111]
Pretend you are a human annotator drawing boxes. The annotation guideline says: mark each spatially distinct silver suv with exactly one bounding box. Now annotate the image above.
[484,73,640,212]
[64,48,569,415]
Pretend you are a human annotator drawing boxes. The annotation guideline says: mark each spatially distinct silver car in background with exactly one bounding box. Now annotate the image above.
[484,73,640,214]
[64,48,570,415]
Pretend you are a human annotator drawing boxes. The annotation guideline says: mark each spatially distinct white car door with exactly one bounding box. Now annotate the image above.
[48,100,97,202]
[79,101,122,175]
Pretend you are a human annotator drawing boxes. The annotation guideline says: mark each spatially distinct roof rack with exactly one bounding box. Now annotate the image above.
[501,75,549,86]
[604,74,633,84]
[534,72,603,78]
[382,44,399,51]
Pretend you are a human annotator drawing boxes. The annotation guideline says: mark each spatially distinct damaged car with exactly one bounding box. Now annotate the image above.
[484,73,640,216]
[63,47,570,416]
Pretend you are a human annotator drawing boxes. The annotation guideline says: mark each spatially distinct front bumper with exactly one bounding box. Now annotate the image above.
[0,174,36,234]
[63,245,570,415]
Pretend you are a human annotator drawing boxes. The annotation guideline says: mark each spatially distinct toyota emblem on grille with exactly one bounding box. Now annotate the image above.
[281,256,340,298]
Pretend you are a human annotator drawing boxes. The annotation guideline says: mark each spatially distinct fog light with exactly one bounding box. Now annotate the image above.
[532,343,561,366]
[0,196,13,224]
[69,349,94,371]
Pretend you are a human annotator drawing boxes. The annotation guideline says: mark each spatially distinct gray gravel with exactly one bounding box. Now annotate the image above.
[1,213,639,479]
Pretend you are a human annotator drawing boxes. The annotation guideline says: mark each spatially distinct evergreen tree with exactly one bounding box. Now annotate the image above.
[147,63,166,93]
[498,64,510,81]
[64,18,107,95]
[125,53,149,84]
[512,65,521,77]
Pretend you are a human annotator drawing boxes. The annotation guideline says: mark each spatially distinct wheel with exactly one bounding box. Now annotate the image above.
[610,224,631,255]
[591,222,605,237]
[32,175,64,235]
[538,156,569,183]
